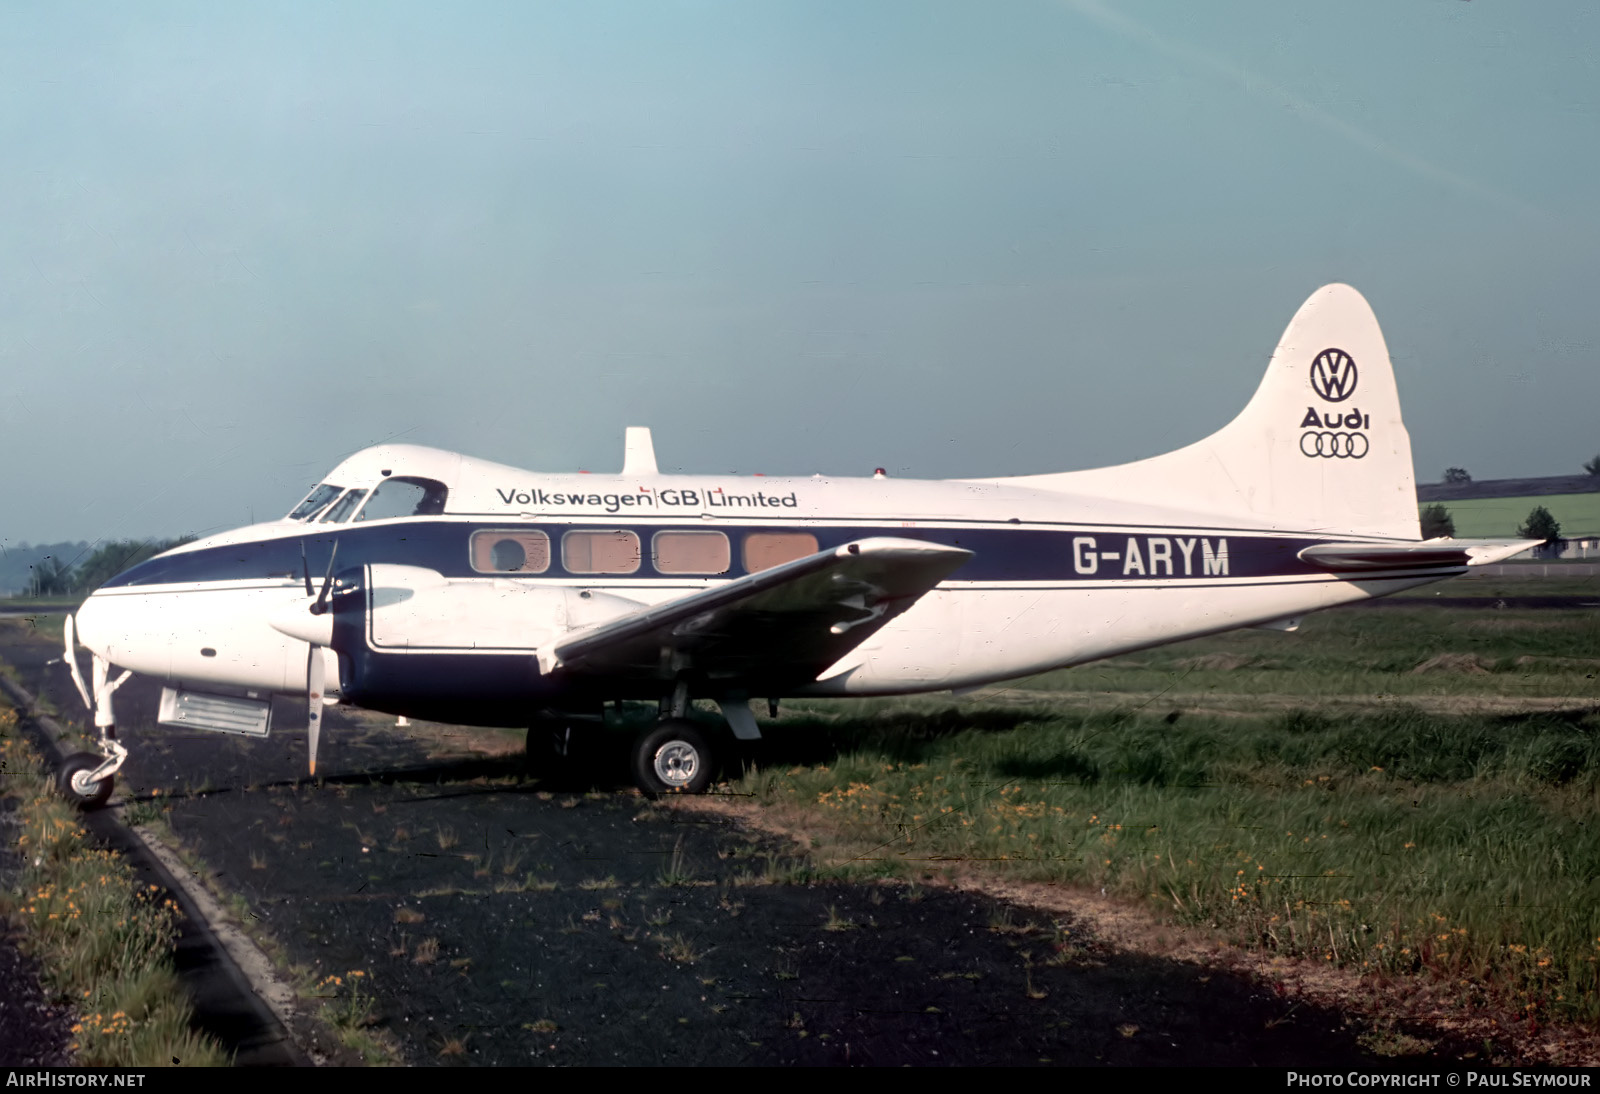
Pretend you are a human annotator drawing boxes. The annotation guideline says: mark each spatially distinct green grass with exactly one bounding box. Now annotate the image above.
[0,705,230,1066]
[0,595,84,609]
[1398,569,1600,598]
[1013,603,1600,703]
[1423,492,1600,539]
[741,701,1600,1020]
[735,605,1600,1023]
[1,615,68,647]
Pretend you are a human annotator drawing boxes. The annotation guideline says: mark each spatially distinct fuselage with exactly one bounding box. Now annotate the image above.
[73,443,1454,725]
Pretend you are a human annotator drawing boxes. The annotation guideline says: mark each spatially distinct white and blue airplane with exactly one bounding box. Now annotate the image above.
[61,284,1534,804]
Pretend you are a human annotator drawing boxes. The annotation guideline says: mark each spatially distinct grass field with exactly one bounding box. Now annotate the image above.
[1023,603,1600,704]
[736,602,1600,1026]
[1396,569,1600,598]
[1425,492,1600,540]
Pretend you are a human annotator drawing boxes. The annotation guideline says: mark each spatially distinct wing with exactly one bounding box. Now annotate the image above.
[547,537,973,690]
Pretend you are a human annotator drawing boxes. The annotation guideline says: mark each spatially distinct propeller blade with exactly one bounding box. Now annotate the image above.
[300,539,314,597]
[63,614,93,712]
[310,540,340,616]
[307,643,325,777]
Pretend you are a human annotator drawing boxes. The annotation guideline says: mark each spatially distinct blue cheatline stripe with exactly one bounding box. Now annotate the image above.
[101,520,1349,589]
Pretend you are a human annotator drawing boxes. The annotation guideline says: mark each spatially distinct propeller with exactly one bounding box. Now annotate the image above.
[62,613,93,713]
[311,540,339,616]
[307,641,325,777]
[301,539,340,777]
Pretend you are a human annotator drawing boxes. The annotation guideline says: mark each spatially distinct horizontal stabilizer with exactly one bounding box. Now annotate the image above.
[1299,538,1542,573]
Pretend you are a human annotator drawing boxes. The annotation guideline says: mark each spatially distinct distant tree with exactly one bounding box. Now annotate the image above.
[1443,467,1472,484]
[71,537,194,593]
[1420,504,1455,539]
[1585,453,1600,476]
[1517,506,1564,558]
[0,540,91,597]
[25,556,75,598]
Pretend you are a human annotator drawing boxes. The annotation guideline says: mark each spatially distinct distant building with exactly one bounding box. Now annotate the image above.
[1563,534,1600,560]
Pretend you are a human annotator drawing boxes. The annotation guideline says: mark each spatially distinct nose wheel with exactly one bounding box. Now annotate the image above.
[58,752,115,809]
[631,720,714,797]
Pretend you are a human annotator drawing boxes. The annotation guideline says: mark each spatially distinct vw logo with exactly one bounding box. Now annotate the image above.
[1300,431,1369,459]
[1309,348,1358,402]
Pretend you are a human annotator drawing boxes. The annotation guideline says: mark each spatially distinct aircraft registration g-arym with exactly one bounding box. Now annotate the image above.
[61,285,1536,804]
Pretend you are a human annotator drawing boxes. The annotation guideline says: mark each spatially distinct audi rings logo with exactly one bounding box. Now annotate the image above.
[1309,348,1358,402]
[1300,431,1369,459]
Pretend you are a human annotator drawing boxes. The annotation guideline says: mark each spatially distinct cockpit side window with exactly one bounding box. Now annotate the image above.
[353,476,450,522]
[288,484,344,521]
[319,489,369,523]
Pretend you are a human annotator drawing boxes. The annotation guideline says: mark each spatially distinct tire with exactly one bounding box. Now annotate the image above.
[58,752,114,810]
[631,721,714,797]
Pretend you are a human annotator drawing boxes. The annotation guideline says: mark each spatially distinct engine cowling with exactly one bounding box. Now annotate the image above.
[327,564,646,725]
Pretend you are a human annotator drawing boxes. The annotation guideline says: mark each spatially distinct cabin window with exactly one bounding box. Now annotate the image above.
[742,532,819,572]
[288,484,343,521]
[319,489,368,523]
[651,531,731,575]
[562,530,642,575]
[470,530,551,574]
[356,476,450,522]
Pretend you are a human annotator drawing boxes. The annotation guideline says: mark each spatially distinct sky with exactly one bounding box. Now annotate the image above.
[3,1,1597,544]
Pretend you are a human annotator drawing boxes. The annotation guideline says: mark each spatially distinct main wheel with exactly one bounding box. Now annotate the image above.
[631,721,713,797]
[58,752,114,809]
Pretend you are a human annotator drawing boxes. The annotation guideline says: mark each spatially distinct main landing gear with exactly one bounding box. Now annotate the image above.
[627,677,727,798]
[631,720,713,797]
[525,711,720,797]
[527,681,758,797]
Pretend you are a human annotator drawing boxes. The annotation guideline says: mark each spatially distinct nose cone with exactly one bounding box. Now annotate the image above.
[72,593,111,658]
[73,592,170,678]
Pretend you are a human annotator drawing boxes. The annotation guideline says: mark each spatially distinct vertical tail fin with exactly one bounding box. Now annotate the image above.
[994,284,1419,539]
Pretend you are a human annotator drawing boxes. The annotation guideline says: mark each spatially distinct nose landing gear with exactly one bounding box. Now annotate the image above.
[58,751,116,809]
[59,615,131,811]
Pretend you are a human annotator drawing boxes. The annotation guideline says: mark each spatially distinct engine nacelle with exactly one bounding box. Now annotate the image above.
[328,564,647,726]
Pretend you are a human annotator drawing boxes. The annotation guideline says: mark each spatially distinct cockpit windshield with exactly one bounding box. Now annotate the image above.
[353,476,449,522]
[319,489,369,523]
[288,484,343,521]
